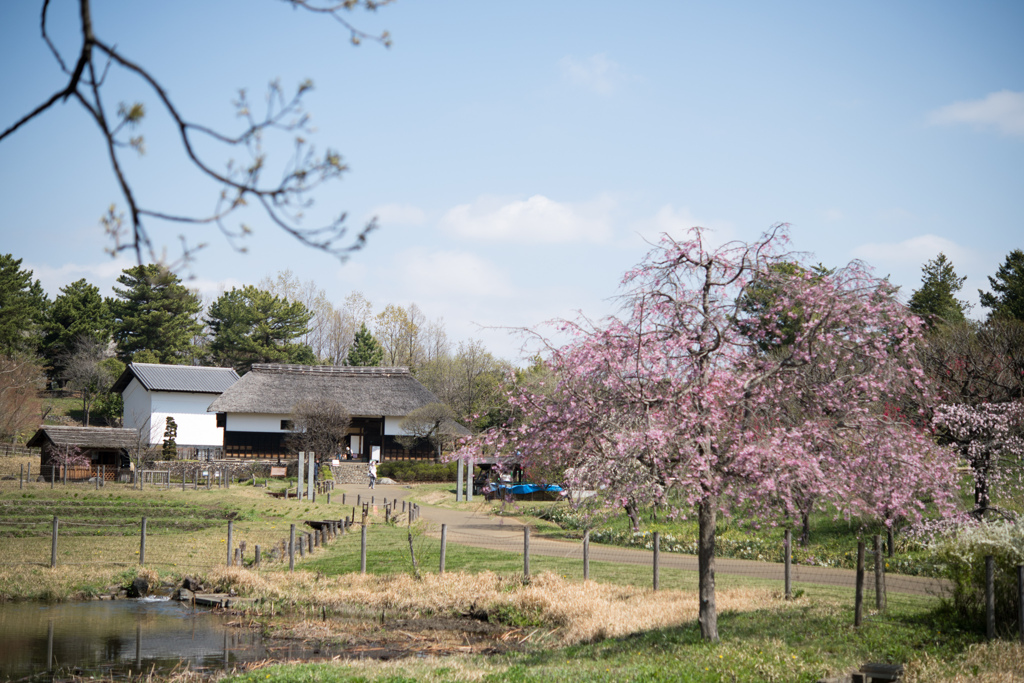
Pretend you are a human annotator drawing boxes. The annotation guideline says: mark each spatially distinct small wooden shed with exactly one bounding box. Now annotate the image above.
[27,426,139,481]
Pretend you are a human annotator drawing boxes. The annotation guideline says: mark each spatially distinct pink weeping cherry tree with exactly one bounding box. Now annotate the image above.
[464,225,959,641]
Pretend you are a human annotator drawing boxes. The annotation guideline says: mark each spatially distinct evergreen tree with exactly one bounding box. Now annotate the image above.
[909,253,969,329]
[42,279,113,375]
[345,323,384,366]
[980,249,1024,322]
[109,264,202,364]
[0,254,48,355]
[162,417,178,460]
[206,285,314,374]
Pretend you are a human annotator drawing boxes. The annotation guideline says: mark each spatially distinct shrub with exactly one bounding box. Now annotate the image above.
[377,461,460,482]
[930,520,1024,634]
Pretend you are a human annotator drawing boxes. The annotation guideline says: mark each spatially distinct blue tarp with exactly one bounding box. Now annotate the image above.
[493,483,563,495]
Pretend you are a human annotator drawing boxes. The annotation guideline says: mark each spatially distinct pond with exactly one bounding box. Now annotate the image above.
[0,597,283,680]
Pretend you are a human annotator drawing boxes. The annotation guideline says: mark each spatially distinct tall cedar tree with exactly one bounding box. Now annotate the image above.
[909,253,968,329]
[42,279,113,376]
[345,323,384,366]
[206,285,314,374]
[110,264,202,364]
[0,254,48,356]
[980,249,1024,322]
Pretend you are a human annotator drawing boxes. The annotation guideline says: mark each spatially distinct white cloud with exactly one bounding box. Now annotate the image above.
[439,194,615,244]
[368,203,426,227]
[928,90,1024,138]
[392,248,516,300]
[560,54,627,96]
[852,234,983,270]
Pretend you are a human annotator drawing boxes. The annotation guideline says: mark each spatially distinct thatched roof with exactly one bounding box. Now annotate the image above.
[112,362,239,394]
[207,364,442,417]
[26,426,140,450]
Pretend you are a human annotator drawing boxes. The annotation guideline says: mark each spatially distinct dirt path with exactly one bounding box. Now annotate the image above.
[330,482,949,598]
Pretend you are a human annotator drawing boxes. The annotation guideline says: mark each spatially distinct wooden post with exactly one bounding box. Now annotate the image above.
[653,531,660,591]
[183,467,186,491]
[327,491,331,505]
[255,545,261,569]
[440,523,447,574]
[986,555,996,640]
[524,526,531,580]
[342,493,346,505]
[298,452,305,502]
[854,541,865,627]
[466,455,474,502]
[100,464,103,487]
[27,463,31,486]
[139,517,147,566]
[51,516,58,568]
[583,530,590,581]
[19,464,23,490]
[1017,565,1023,645]
[234,547,241,566]
[874,534,886,612]
[887,527,895,558]
[308,452,315,502]
[784,529,792,600]
[360,524,367,574]
[456,457,464,502]
[95,467,99,490]
[289,524,296,572]
[227,521,234,567]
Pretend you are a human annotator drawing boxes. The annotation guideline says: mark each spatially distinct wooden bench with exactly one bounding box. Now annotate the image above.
[270,466,287,478]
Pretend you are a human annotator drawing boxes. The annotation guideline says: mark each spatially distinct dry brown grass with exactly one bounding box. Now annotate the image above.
[904,641,1024,683]
[0,455,37,478]
[201,567,779,644]
[0,564,160,601]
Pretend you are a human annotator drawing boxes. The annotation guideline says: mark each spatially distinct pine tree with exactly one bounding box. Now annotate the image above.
[109,265,202,363]
[206,285,313,373]
[979,249,1024,322]
[909,253,969,329]
[0,254,48,355]
[345,323,384,366]
[162,416,178,460]
[42,279,113,375]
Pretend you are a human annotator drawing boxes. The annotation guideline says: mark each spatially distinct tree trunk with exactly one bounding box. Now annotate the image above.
[800,509,811,547]
[697,496,719,642]
[625,503,641,532]
[973,455,991,517]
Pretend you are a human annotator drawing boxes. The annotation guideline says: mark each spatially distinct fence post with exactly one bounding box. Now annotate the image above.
[986,555,996,640]
[308,453,315,502]
[289,524,296,572]
[583,530,590,581]
[100,464,103,487]
[51,516,58,568]
[874,534,886,612]
[523,526,530,580]
[182,467,186,492]
[360,524,367,574]
[653,531,660,591]
[440,523,447,574]
[342,493,346,506]
[140,517,147,566]
[298,452,305,502]
[784,529,792,600]
[456,457,464,502]
[27,464,31,486]
[20,464,23,490]
[227,521,234,567]
[1018,565,1023,645]
[466,456,474,502]
[255,545,261,569]
[854,541,865,628]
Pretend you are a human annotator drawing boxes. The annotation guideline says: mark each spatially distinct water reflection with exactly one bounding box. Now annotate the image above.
[0,598,264,679]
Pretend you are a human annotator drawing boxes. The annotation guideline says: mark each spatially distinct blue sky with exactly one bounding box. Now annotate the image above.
[1,1,1021,362]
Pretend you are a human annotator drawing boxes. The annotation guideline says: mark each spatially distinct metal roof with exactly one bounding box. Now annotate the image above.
[112,363,240,394]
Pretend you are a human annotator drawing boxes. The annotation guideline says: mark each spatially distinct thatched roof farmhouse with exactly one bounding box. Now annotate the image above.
[208,364,443,460]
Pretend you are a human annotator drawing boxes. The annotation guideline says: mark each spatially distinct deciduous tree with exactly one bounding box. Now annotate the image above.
[0,1,391,266]
[286,397,351,458]
[467,226,958,641]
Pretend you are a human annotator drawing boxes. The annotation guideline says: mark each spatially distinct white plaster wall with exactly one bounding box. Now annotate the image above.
[226,413,293,434]
[121,378,153,438]
[151,391,221,446]
[384,416,408,436]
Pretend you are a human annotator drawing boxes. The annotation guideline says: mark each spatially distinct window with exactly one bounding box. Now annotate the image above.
[280,419,293,430]
[216,413,226,428]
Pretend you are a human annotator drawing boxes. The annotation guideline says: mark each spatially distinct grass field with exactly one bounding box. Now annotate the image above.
[0,477,1020,682]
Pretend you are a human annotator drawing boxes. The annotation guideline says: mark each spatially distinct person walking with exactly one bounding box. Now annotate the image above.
[368,460,377,489]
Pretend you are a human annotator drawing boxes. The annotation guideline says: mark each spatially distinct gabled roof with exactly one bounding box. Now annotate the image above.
[207,364,441,417]
[112,363,240,394]
[27,425,140,450]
